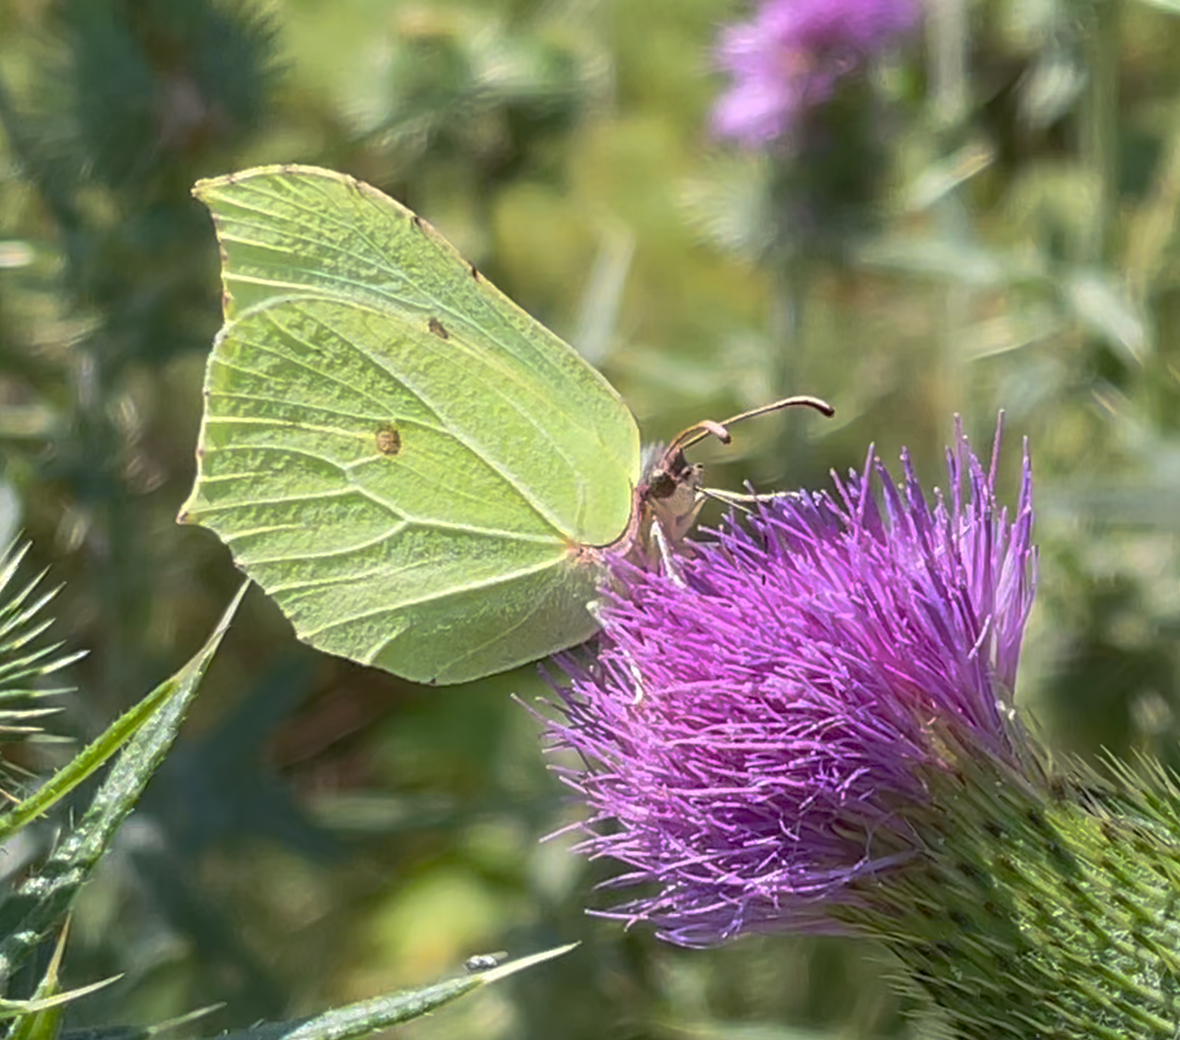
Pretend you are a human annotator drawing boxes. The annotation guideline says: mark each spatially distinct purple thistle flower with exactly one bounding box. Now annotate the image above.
[712,0,921,147]
[543,421,1036,947]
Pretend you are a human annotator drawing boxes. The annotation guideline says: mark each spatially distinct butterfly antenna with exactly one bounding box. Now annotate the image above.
[666,418,731,454]
[674,395,834,452]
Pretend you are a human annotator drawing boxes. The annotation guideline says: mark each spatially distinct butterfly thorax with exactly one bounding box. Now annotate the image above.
[611,443,706,561]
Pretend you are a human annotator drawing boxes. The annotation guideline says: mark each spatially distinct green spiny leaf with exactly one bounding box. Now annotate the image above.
[5,924,119,1036]
[0,584,247,985]
[212,945,577,1040]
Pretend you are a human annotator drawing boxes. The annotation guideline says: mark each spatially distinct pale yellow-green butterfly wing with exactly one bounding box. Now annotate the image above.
[180,166,641,684]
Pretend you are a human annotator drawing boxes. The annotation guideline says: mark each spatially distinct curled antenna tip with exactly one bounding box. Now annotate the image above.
[676,395,835,451]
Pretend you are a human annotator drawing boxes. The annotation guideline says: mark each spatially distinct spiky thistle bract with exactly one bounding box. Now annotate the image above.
[0,542,81,794]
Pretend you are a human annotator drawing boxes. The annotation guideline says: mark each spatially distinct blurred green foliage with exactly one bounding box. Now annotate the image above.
[2,0,1180,1036]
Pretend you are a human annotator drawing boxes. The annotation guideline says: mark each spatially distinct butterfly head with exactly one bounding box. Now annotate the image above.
[618,395,835,563]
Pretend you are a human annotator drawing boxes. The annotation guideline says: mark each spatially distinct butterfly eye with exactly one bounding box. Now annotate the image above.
[646,470,679,501]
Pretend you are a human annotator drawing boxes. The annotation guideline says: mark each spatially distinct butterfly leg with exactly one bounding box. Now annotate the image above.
[651,520,687,589]
[625,654,647,706]
[588,600,647,704]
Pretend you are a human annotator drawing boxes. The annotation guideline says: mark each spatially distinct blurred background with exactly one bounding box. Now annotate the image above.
[2,0,1180,1035]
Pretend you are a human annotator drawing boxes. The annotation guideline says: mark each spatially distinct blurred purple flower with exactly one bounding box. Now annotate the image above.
[712,0,921,147]
[543,422,1036,946]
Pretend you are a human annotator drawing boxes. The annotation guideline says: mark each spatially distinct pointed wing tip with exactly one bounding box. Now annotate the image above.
[176,492,204,526]
[191,166,400,231]
[193,164,351,198]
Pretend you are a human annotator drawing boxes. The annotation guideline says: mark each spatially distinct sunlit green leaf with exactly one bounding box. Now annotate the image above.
[1060,267,1149,363]
[1133,0,1180,14]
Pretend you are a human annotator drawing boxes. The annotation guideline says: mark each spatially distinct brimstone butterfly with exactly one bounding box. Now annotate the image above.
[179,166,830,684]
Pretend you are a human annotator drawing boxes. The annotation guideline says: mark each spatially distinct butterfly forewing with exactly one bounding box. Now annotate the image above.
[182,166,641,683]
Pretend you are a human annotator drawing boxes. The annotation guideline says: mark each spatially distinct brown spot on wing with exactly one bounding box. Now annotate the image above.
[375,422,402,456]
